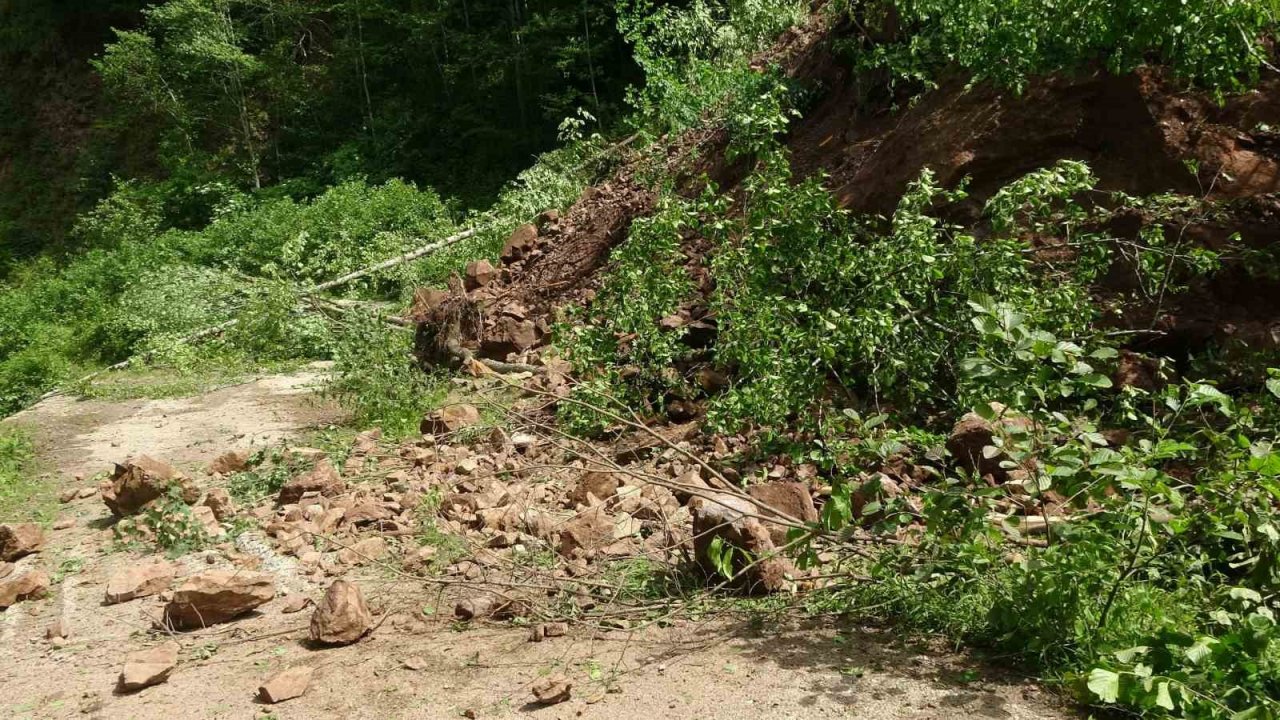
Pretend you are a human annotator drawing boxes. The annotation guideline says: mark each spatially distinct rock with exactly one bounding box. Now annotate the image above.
[336,536,388,566]
[201,488,236,521]
[746,482,819,545]
[277,459,346,505]
[0,561,12,580]
[191,505,226,538]
[0,569,50,609]
[208,450,250,475]
[258,666,314,704]
[310,580,372,645]
[0,522,45,561]
[280,594,311,614]
[59,488,77,504]
[420,404,482,435]
[103,456,199,516]
[500,223,539,265]
[1114,350,1163,392]
[557,507,614,558]
[946,404,1034,482]
[543,621,568,637]
[481,316,539,357]
[690,494,799,593]
[568,472,618,505]
[46,616,69,640]
[343,502,392,527]
[531,676,572,705]
[464,259,498,290]
[77,486,98,499]
[52,517,75,531]
[105,561,177,605]
[163,570,275,629]
[118,642,179,692]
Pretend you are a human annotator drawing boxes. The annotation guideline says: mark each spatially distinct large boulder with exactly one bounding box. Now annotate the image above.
[201,488,236,522]
[0,522,45,561]
[464,259,498,291]
[118,642,179,692]
[276,459,346,505]
[310,579,372,645]
[0,569,50,609]
[105,561,177,605]
[420,404,482,436]
[103,456,199,516]
[163,570,275,629]
[690,493,799,593]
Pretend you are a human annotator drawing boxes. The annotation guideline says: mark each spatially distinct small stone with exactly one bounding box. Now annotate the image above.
[208,450,250,475]
[420,404,482,436]
[118,642,179,692]
[77,486,98,499]
[277,459,346,505]
[531,676,572,705]
[543,621,568,637]
[46,617,70,640]
[52,517,75,531]
[0,522,45,561]
[0,562,12,580]
[280,594,311,614]
[202,488,236,521]
[336,536,387,566]
[309,580,372,645]
[59,488,78,504]
[258,665,314,704]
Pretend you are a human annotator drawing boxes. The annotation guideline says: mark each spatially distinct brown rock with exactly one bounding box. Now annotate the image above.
[1114,350,1163,392]
[690,494,799,593]
[309,580,372,645]
[336,536,388,566]
[568,472,618,505]
[163,570,275,629]
[480,316,539,358]
[420,404,482,436]
[105,561,177,604]
[0,569,50,609]
[0,522,45,561]
[500,223,539,265]
[118,642,179,692]
[277,459,346,505]
[464,259,498,291]
[52,517,74,531]
[280,594,311,614]
[0,562,12,580]
[208,450,250,476]
[258,666,314,704]
[531,676,572,705]
[102,456,198,516]
[202,488,236,521]
[46,616,70,640]
[746,482,819,545]
[946,405,1035,482]
[557,507,614,557]
[59,488,78,504]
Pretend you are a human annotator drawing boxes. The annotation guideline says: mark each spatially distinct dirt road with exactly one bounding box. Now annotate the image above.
[0,371,1071,719]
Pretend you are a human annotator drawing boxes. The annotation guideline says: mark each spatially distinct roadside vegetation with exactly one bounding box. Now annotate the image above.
[3,0,1280,717]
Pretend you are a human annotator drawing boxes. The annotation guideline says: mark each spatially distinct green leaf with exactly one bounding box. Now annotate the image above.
[1266,377,1280,399]
[1087,668,1120,703]
[1155,681,1174,710]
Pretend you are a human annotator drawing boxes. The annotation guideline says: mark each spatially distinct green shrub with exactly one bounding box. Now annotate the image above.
[855,0,1279,94]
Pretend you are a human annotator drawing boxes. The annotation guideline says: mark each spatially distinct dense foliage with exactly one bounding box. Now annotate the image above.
[3,1,1280,716]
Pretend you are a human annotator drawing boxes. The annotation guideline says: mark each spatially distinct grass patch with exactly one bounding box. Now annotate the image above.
[0,425,54,523]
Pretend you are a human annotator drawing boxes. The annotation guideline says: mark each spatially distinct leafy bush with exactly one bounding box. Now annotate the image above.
[855,0,1279,94]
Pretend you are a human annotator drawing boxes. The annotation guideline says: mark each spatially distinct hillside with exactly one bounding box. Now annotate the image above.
[3,1,1280,718]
